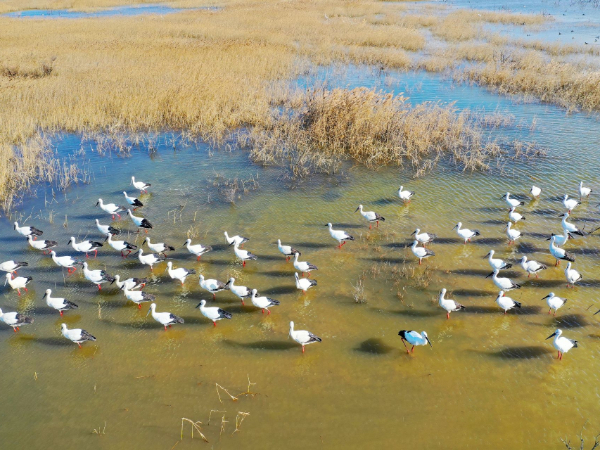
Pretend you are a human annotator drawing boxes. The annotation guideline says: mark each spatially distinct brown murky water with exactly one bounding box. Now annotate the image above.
[1,69,600,449]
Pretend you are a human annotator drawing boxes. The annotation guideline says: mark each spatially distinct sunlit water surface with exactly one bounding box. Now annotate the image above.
[1,67,600,449]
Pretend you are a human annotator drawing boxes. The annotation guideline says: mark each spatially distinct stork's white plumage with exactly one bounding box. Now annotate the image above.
[495,291,521,314]
[508,207,525,223]
[127,209,152,232]
[579,181,592,199]
[398,330,432,354]
[439,288,465,319]
[520,256,547,278]
[43,289,78,316]
[106,234,137,258]
[486,269,521,291]
[196,300,232,327]
[503,192,524,208]
[183,239,212,260]
[411,240,435,265]
[411,228,436,246]
[506,222,521,245]
[137,249,165,271]
[27,235,57,253]
[147,303,183,330]
[143,238,174,255]
[277,239,300,261]
[549,230,573,247]
[96,198,125,219]
[112,275,147,291]
[224,231,249,247]
[289,321,321,353]
[560,212,585,236]
[123,191,143,209]
[563,195,580,213]
[546,329,577,360]
[95,219,120,237]
[68,236,103,258]
[326,223,354,249]
[199,274,227,299]
[453,222,481,243]
[565,262,582,288]
[122,286,155,309]
[233,242,257,267]
[50,251,81,273]
[0,260,28,276]
[398,186,414,202]
[530,185,542,198]
[542,292,567,316]
[355,204,385,229]
[82,262,115,290]
[295,272,317,293]
[0,308,33,332]
[484,250,513,271]
[548,235,575,266]
[13,222,43,238]
[166,261,196,285]
[293,252,318,277]
[131,176,151,193]
[225,278,252,305]
[4,273,32,296]
[250,289,280,314]
[61,323,96,347]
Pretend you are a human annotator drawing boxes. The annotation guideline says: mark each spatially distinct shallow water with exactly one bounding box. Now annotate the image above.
[3,4,216,18]
[2,67,600,449]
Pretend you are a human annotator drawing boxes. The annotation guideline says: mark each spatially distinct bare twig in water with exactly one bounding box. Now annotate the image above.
[237,375,259,398]
[208,409,227,426]
[233,412,251,434]
[180,418,209,442]
[92,421,107,436]
[561,421,600,450]
[216,383,239,403]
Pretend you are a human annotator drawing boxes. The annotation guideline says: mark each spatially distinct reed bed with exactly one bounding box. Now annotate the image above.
[0,0,595,209]
[243,88,541,178]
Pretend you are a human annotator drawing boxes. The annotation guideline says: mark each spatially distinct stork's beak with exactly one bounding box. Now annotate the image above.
[42,292,47,299]
[410,230,416,235]
[594,310,600,316]
[354,207,359,212]
[546,332,557,340]
[451,225,457,230]
[67,240,71,245]
[485,272,494,278]
[195,302,202,309]
[483,252,490,258]
[95,201,99,206]
[541,294,550,300]
[142,239,147,245]
[426,337,433,348]
[146,308,151,317]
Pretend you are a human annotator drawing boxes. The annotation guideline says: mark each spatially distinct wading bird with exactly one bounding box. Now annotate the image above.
[131,176,151,194]
[143,238,174,256]
[486,269,521,291]
[411,228,436,247]
[506,222,521,245]
[166,262,196,285]
[548,235,576,266]
[542,292,567,316]
[68,236,103,258]
[355,204,385,229]
[295,272,317,293]
[96,198,125,220]
[290,321,321,353]
[530,185,542,198]
[564,262,582,288]
[184,239,212,260]
[233,242,257,267]
[199,274,227,299]
[579,181,592,200]
[61,323,96,348]
[250,289,280,314]
[224,231,249,247]
[559,212,585,236]
[112,275,147,291]
[484,250,513,271]
[326,223,354,249]
[4,273,32,296]
[520,256,547,278]
[563,194,580,213]
[398,186,414,203]
[95,219,120,237]
[509,206,525,223]
[0,260,28,277]
[277,239,301,261]
[136,249,165,271]
[123,191,143,209]
[43,289,78,316]
[495,290,521,314]
[106,234,137,258]
[453,222,481,243]
[0,308,33,332]
[439,288,465,319]
[503,192,524,208]
[398,330,432,354]
[410,240,435,265]
[27,235,57,254]
[122,286,155,309]
[13,222,43,239]
[127,209,152,233]
[293,252,317,277]
[546,329,577,360]
[147,303,183,330]
[225,278,252,305]
[196,300,232,327]
[82,262,115,290]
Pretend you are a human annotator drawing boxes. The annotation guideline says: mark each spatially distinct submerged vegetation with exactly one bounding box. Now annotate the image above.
[0,0,597,208]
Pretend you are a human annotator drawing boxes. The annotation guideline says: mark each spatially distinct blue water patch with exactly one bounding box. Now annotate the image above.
[4,4,218,19]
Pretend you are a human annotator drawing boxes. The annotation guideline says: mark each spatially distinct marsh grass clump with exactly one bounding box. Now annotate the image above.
[244,87,541,177]
[209,173,260,204]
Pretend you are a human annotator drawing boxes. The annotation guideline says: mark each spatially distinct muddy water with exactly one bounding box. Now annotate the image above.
[1,70,600,449]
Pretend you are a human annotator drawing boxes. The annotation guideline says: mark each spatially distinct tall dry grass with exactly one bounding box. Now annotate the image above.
[0,0,594,208]
[242,88,540,178]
